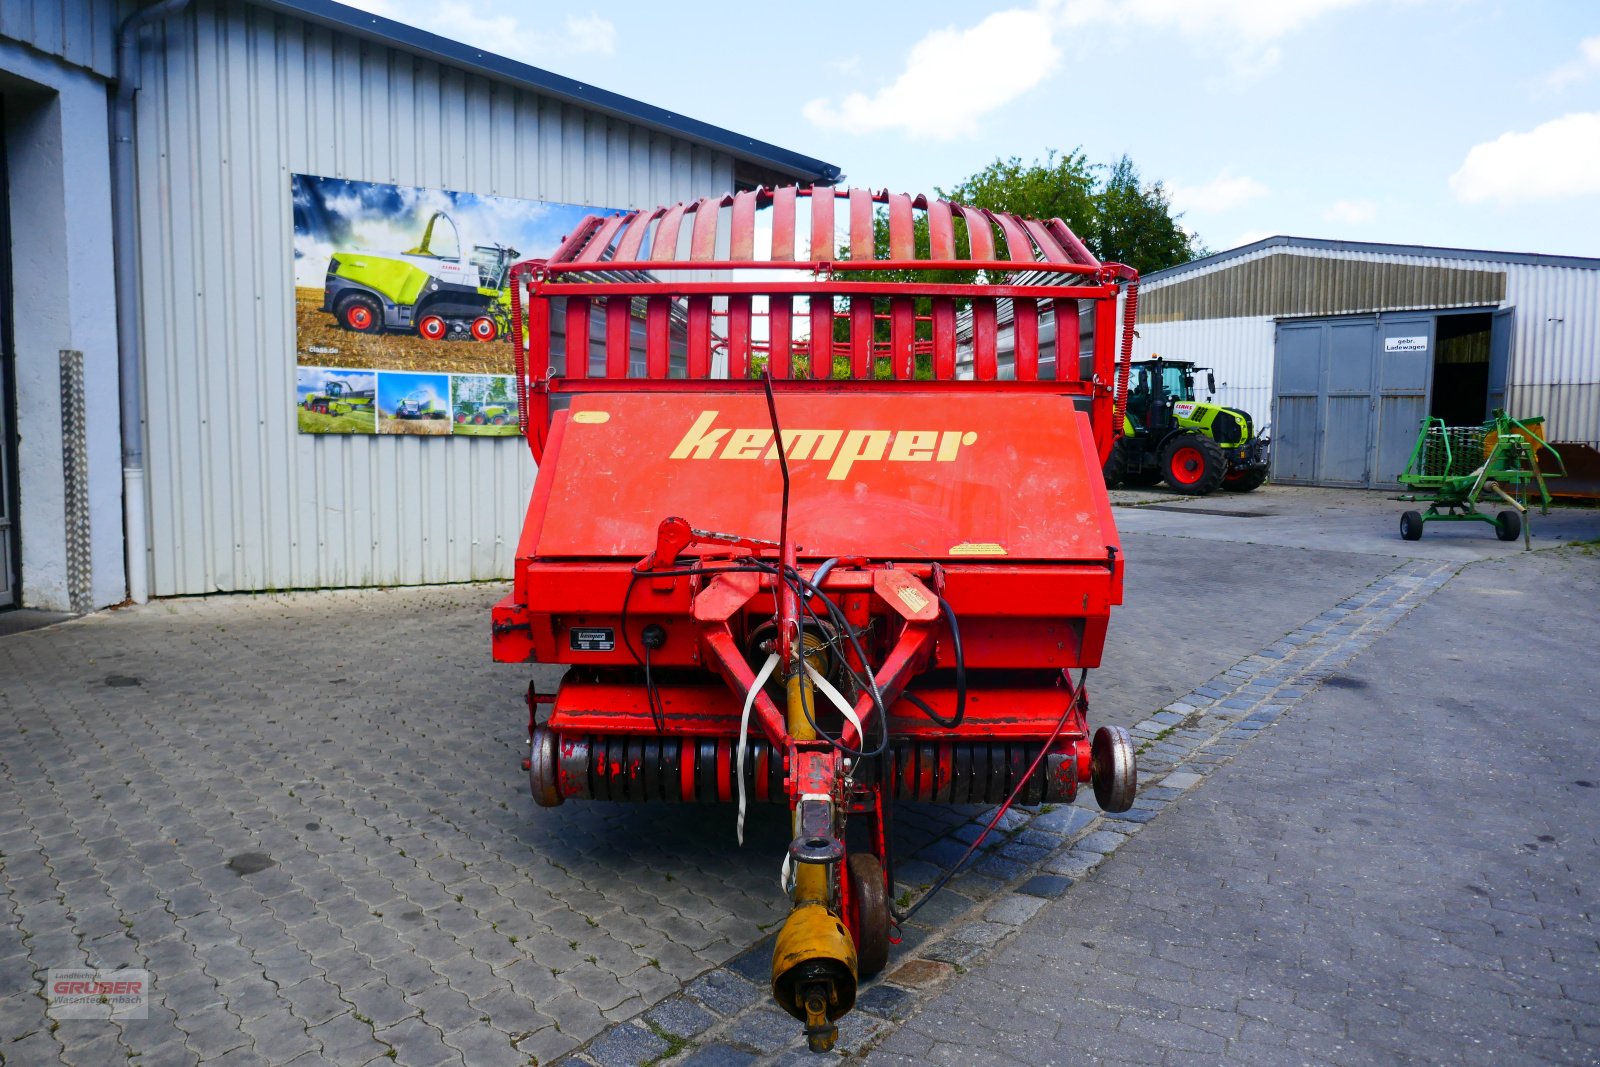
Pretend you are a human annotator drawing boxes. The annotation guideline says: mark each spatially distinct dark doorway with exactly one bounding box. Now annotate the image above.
[1430,312,1492,425]
[0,92,17,609]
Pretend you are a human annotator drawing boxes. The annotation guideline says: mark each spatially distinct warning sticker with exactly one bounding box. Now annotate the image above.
[569,628,616,652]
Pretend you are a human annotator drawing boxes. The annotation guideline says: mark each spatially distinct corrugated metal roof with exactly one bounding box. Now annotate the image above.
[1143,236,1600,286]
[250,0,841,185]
[1141,255,1507,323]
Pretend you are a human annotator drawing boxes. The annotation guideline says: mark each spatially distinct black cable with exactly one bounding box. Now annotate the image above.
[891,667,1090,926]
[900,595,966,729]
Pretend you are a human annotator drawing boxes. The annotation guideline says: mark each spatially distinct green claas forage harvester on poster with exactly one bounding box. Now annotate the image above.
[1103,357,1271,495]
[321,211,518,342]
[394,389,448,420]
[300,377,374,416]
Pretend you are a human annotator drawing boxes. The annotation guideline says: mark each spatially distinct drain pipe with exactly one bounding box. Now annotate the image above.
[113,0,190,603]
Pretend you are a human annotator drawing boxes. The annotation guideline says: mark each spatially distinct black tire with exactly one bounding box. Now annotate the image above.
[1222,467,1268,493]
[1400,510,1424,541]
[1160,434,1227,495]
[846,854,890,978]
[1496,509,1522,542]
[1102,439,1128,489]
[336,292,384,334]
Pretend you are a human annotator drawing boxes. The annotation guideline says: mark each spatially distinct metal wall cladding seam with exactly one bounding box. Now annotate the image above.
[0,0,128,78]
[137,3,736,595]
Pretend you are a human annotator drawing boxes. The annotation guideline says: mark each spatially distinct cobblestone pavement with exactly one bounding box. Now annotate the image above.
[869,547,1600,1066]
[0,529,1398,1066]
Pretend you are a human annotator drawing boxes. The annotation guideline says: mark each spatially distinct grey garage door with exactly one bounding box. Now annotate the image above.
[1272,312,1439,489]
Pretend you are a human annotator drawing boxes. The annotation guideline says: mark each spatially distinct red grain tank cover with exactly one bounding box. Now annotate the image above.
[530,391,1119,563]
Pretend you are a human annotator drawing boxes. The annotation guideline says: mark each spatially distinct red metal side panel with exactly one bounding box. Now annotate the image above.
[530,392,1117,563]
[566,298,590,378]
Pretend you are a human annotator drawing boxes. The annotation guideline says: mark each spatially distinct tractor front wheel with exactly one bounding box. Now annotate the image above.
[339,293,383,334]
[845,853,890,978]
[1102,439,1128,489]
[1400,510,1424,541]
[1222,467,1268,493]
[1496,509,1522,542]
[1161,435,1226,495]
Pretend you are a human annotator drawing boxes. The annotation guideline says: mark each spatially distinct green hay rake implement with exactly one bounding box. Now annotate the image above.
[1397,411,1564,548]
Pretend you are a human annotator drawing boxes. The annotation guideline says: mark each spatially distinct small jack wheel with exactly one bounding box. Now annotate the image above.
[1495,509,1522,542]
[846,853,890,978]
[1091,725,1137,813]
[1400,510,1424,541]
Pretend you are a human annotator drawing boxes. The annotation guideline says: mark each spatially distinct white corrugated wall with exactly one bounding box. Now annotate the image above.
[133,4,738,596]
[1135,247,1600,447]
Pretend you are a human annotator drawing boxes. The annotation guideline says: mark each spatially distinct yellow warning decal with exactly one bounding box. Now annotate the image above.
[949,542,1007,556]
[573,411,610,424]
[896,586,930,614]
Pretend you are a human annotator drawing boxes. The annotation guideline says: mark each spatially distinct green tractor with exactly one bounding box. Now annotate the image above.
[321,211,518,342]
[394,389,448,420]
[454,401,513,426]
[301,377,374,417]
[1103,357,1270,495]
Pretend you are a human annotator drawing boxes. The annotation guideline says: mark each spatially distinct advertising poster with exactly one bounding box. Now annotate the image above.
[291,173,620,436]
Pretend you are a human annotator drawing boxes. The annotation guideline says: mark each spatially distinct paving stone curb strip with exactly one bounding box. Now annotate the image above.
[555,558,1461,1066]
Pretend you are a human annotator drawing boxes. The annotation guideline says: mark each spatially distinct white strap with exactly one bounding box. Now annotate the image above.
[805,661,865,743]
[737,652,781,845]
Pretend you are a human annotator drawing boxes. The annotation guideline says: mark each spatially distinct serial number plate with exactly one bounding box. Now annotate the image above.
[569,627,616,652]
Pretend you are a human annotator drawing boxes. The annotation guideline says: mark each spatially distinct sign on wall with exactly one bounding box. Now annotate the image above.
[291,174,620,436]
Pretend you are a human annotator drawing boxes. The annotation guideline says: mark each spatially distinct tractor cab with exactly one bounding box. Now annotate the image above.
[470,244,519,291]
[1126,359,1214,434]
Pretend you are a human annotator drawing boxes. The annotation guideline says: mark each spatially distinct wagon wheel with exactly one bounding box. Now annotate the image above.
[1495,509,1522,542]
[1400,510,1424,541]
[1091,725,1137,813]
[845,853,890,978]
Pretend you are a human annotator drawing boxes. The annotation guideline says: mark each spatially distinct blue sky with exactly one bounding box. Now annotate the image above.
[346,1,1599,259]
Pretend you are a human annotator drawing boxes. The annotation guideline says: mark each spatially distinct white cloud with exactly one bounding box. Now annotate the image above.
[1168,170,1269,214]
[1546,36,1600,89]
[1324,199,1377,224]
[1450,112,1600,204]
[806,0,1384,138]
[803,5,1062,139]
[338,1,615,65]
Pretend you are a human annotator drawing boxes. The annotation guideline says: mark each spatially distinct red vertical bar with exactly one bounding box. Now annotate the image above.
[928,199,955,259]
[687,296,712,378]
[646,296,670,378]
[888,193,915,260]
[973,299,997,380]
[1054,299,1079,380]
[606,296,631,377]
[770,298,792,378]
[728,296,751,379]
[932,298,956,380]
[810,185,835,261]
[809,297,833,378]
[565,297,590,378]
[522,293,548,454]
[849,188,874,260]
[890,297,914,379]
[1014,300,1039,381]
[731,190,757,259]
[850,297,873,378]
[772,187,797,260]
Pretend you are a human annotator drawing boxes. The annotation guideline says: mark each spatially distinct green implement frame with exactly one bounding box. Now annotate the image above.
[1396,410,1565,549]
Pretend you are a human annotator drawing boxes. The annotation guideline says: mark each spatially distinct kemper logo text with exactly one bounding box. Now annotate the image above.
[668,411,979,481]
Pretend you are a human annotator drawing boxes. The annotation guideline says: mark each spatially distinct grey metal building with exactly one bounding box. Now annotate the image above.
[1,0,837,611]
[1132,237,1600,490]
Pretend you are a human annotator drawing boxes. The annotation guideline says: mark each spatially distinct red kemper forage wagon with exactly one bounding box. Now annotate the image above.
[491,186,1139,1051]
